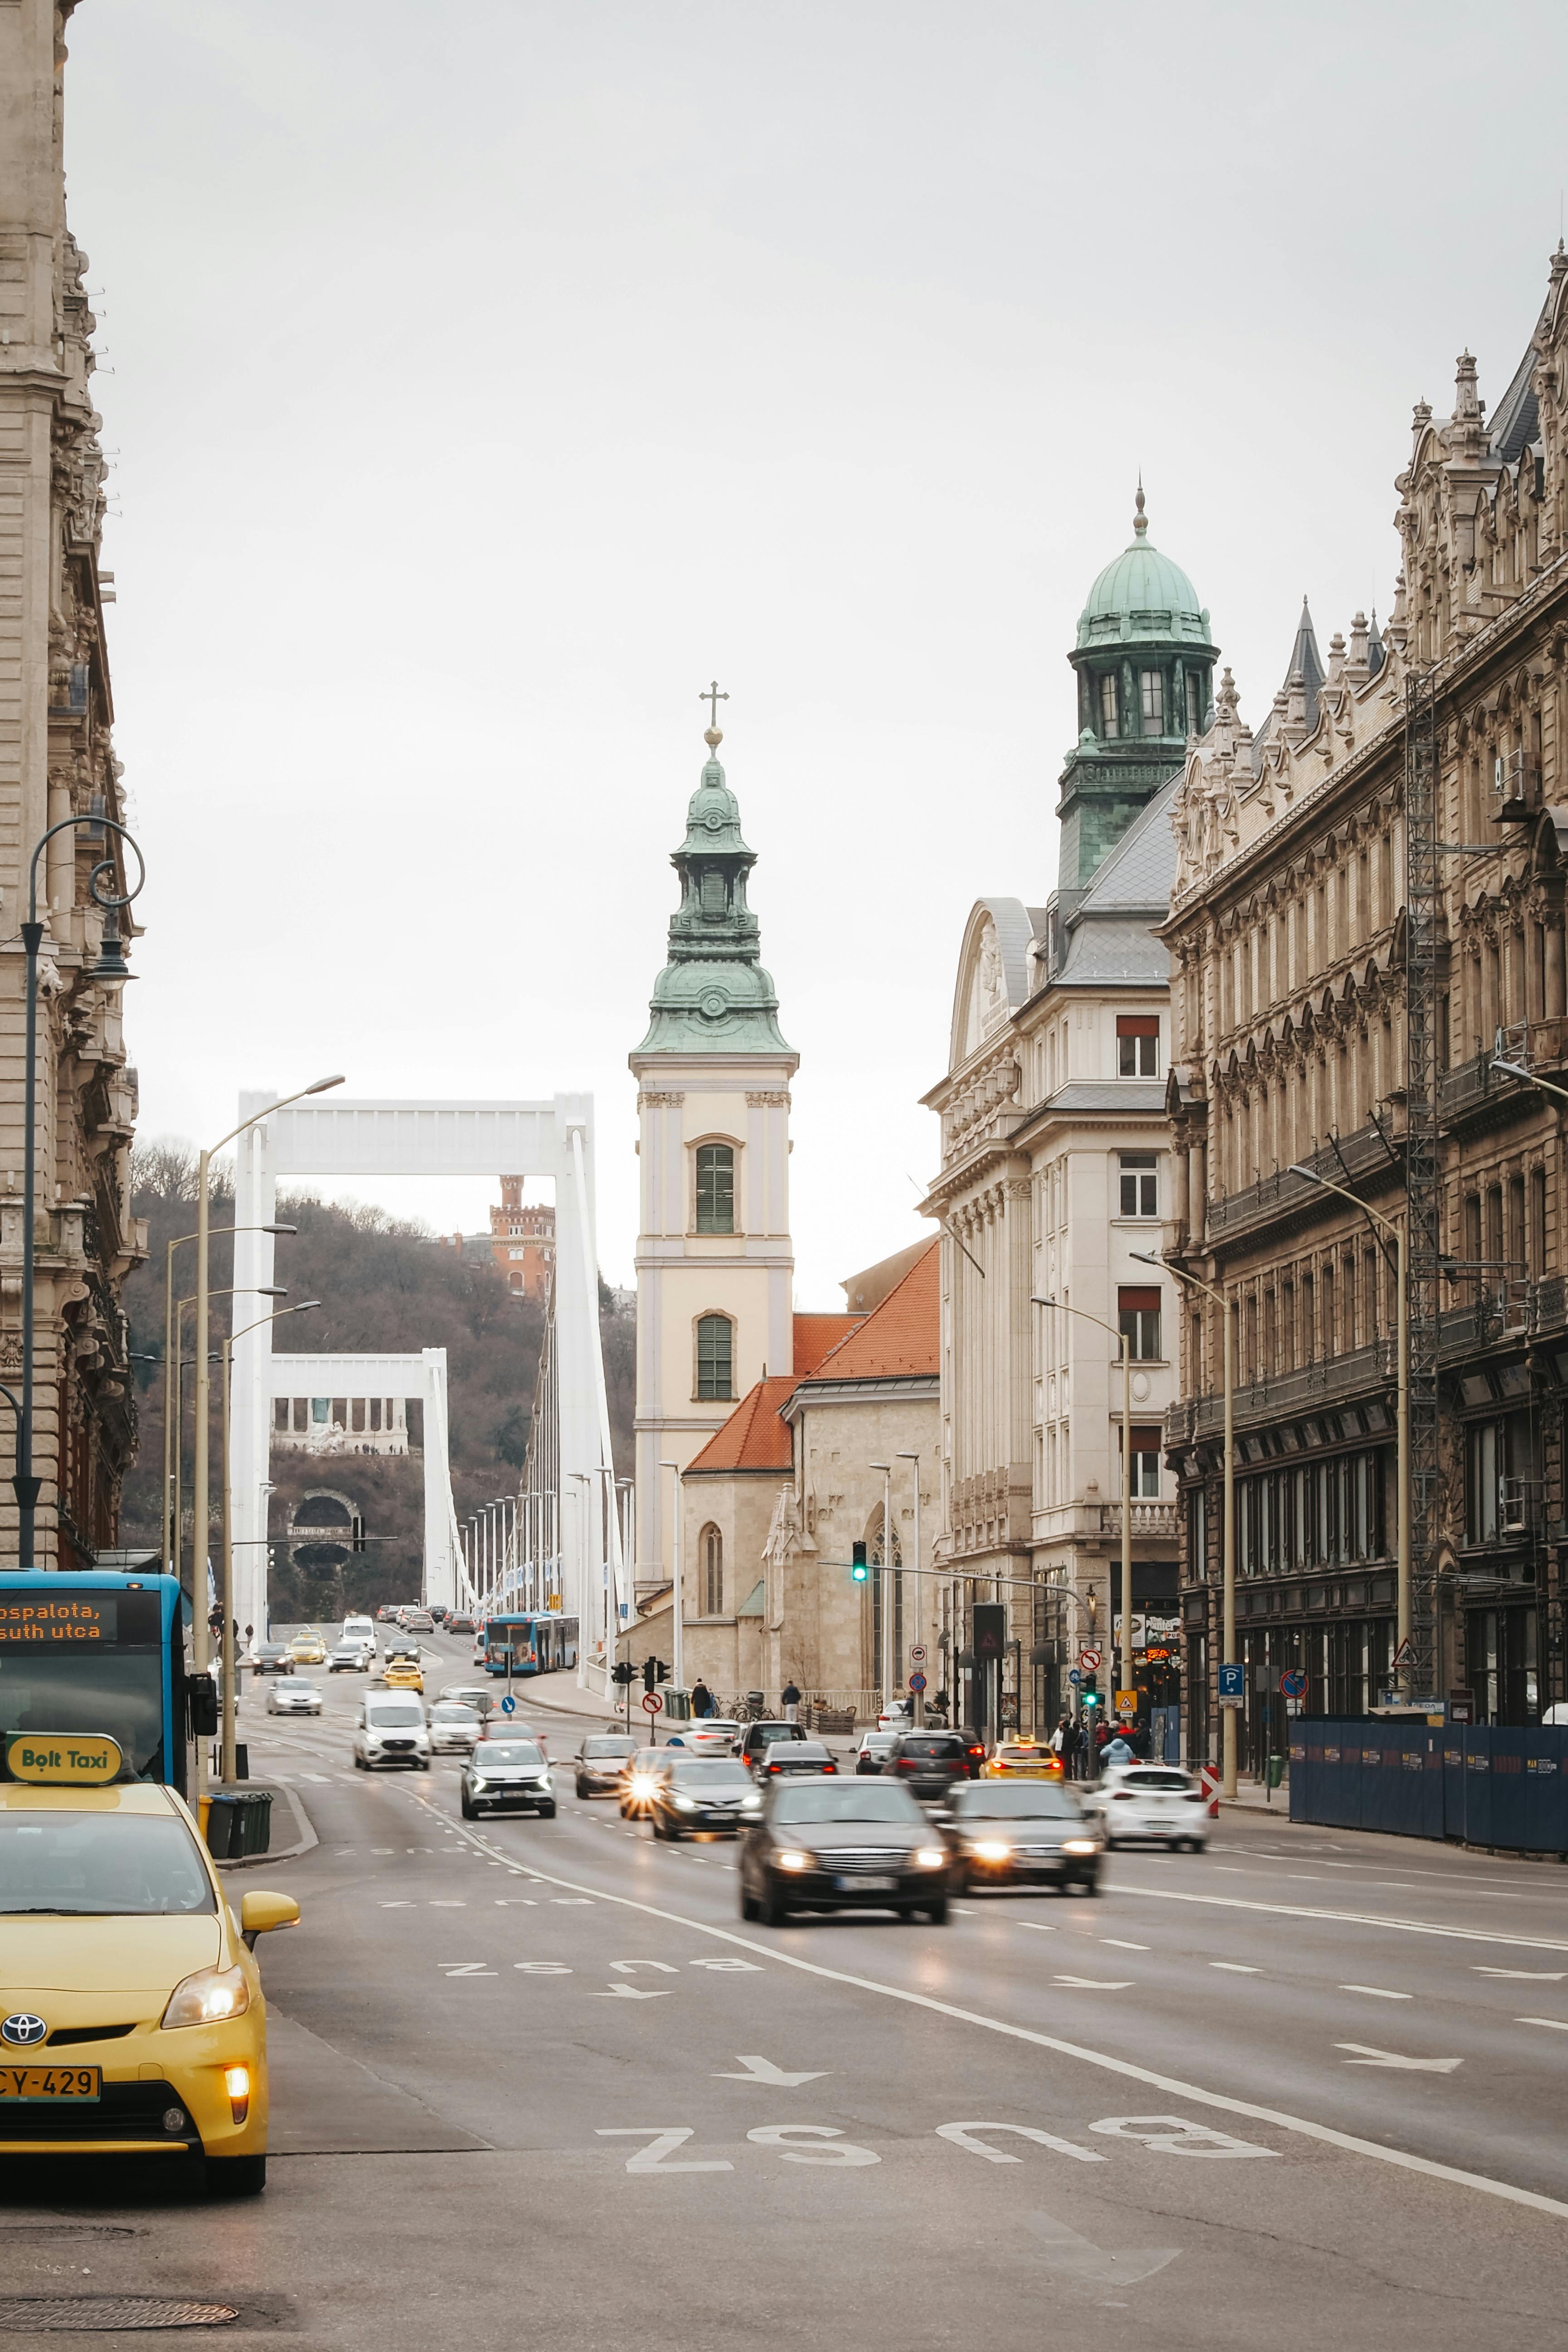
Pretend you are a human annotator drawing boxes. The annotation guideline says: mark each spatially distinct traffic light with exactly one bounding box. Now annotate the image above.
[351,1513,366,1553]
[656,1658,671,1686]
[642,1656,658,1693]
[851,1541,868,1583]
[1081,1676,1101,1711]
[611,1661,637,1687]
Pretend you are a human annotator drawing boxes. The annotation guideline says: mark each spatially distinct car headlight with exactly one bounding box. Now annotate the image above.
[630,1775,657,1798]
[775,1849,814,1871]
[470,1776,487,1790]
[914,1847,947,1868]
[674,1794,696,1811]
[162,1964,250,2029]
[971,1840,1012,1862]
[741,1794,761,1810]
[1063,1837,1099,1856]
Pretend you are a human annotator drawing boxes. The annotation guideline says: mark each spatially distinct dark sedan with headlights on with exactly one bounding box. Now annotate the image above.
[738,1781,954,1925]
[649,1756,762,1838]
[573,1733,638,1798]
[943,1780,1102,1895]
[755,1737,838,1785]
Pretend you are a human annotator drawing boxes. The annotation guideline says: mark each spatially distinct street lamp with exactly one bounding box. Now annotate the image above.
[869,1462,894,1714]
[897,1451,921,1723]
[1132,1249,1239,1798]
[162,1222,296,1575]
[170,1286,287,1599]
[659,1460,685,1696]
[1288,1165,1410,1693]
[191,1074,343,1789]
[219,1300,321,1780]
[1034,1294,1133,1731]
[18,806,146,1566]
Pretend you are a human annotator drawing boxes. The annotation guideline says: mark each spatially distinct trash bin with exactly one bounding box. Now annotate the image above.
[663,1687,691,1722]
[1266,1751,1287,1797]
[234,1789,272,1856]
[205,1793,240,1858]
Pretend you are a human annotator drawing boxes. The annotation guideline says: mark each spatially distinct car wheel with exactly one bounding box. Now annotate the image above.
[925,1899,949,1926]
[760,1883,790,1927]
[576,1780,588,1800]
[740,1889,761,1922]
[1080,1875,1101,1897]
[460,1793,476,1818]
[206,2155,266,2197]
[539,1803,556,1819]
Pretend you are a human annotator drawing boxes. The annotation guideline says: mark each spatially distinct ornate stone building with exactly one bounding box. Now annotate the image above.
[1163,247,1568,1761]
[0,1,144,1568]
[922,499,1213,1738]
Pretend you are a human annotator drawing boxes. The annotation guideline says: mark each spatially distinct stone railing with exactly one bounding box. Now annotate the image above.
[1093,1501,1180,1540]
[1165,1338,1396,1447]
[1204,1122,1401,1246]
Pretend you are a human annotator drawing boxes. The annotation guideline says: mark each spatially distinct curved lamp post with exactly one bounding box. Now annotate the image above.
[219,1298,321,1780]
[163,1221,296,1575]
[18,808,146,1567]
[1034,1294,1133,1754]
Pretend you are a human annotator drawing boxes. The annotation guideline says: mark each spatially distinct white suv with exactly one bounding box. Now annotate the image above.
[1088,1764,1211,1851]
[353,1695,431,1772]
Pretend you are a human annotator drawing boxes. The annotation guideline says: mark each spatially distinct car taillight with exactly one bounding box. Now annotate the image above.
[768,1761,782,1773]
[824,1764,837,1774]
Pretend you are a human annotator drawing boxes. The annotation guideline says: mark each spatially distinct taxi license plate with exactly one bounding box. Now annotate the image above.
[837,1875,897,1892]
[0,2067,100,2101]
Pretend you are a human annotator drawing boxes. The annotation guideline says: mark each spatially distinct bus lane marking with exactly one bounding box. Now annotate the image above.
[403,1788,1568,2222]
[1111,1884,1568,1955]
[936,2122,1105,2165]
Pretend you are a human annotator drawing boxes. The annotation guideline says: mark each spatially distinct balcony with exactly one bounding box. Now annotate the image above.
[1092,1501,1181,1541]
[1204,1122,1401,1248]
[1164,1338,1396,1449]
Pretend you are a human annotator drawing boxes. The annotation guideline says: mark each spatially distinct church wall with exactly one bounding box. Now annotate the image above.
[785,1387,940,1698]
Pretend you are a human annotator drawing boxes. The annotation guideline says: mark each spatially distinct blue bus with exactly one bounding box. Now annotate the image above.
[482,1612,579,1676]
[0,1572,211,1797]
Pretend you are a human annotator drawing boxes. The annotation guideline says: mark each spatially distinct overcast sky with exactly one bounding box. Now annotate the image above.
[66,0,1568,1298]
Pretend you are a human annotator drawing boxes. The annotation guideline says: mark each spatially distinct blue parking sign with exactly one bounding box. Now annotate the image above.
[1218,1662,1245,1702]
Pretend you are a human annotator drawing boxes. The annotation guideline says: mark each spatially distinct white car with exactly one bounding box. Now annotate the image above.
[341,1614,377,1646]
[265,1677,322,1716]
[328,1639,374,1673]
[1088,1764,1211,1850]
[353,1695,431,1772]
[428,1702,483,1755]
[877,1698,915,1733]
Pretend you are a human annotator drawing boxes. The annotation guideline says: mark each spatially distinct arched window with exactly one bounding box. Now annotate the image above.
[696,1313,734,1400]
[695,1142,735,1234]
[701,1524,723,1616]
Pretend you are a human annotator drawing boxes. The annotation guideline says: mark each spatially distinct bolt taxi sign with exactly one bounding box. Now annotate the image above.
[5,1732,122,1785]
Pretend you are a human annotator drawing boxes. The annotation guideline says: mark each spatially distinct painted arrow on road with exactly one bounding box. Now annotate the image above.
[1335,2044,1463,2071]
[713,2054,833,2086]
[1026,2209,1179,2286]
[588,1984,673,2000]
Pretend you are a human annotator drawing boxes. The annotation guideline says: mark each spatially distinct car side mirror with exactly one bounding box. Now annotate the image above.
[239,1889,300,1951]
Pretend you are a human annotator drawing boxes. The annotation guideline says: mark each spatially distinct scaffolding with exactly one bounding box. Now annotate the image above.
[1403,664,1443,1694]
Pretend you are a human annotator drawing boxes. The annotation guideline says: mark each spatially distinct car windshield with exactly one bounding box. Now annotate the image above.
[671,1761,751,1785]
[475,1743,542,1768]
[367,1703,424,1727]
[775,1744,829,1761]
[770,1785,923,1825]
[432,1707,479,1725]
[951,1785,1082,1820]
[1118,1770,1195,1790]
[753,1724,802,1743]
[899,1737,958,1757]
[0,1811,217,1916]
[584,1739,636,1758]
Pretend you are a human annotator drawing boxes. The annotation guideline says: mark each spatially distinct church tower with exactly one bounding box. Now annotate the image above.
[630,701,798,1590]
[1057,487,1217,888]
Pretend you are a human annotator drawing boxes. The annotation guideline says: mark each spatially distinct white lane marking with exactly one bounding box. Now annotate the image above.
[952,1906,976,1915]
[1054,1977,1133,1990]
[371,1848,394,1855]
[402,1793,1568,2220]
[597,2128,731,2173]
[1115,1885,1568,1955]
[689,1956,763,1972]
[714,2055,830,2086]
[515,1962,571,1975]
[1517,2016,1568,2031]
[1339,1985,1411,2000]
[495,1898,537,1906]
[378,1901,415,1908]
[747,2123,878,2167]
[588,1984,673,2000]
[428,1901,466,1908]
[610,1960,678,1975]
[1337,2045,1461,2072]
[1016,1922,1057,1934]
[1474,1968,1565,1980]
[1090,2115,1272,2158]
[1026,2206,1180,2285]
[440,1963,496,1978]
[1100,1940,1148,1951]
[937,2121,1106,2166]
[551,1897,594,1905]
[1210,1963,1261,1974]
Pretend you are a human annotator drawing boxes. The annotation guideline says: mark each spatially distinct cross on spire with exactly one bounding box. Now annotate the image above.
[699,680,729,729]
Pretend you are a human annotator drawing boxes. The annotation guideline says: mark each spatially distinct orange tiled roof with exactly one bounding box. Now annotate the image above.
[685,1375,798,1475]
[792,1312,862,1375]
[809,1238,939,1379]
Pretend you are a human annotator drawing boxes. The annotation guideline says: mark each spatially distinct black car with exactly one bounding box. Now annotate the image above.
[447,1613,476,1635]
[885,1729,986,1799]
[738,1721,808,1774]
[945,1781,1102,1895]
[755,1738,837,1785]
[649,1757,761,1838]
[740,1780,954,1925]
[248,1642,294,1676]
[574,1733,638,1797]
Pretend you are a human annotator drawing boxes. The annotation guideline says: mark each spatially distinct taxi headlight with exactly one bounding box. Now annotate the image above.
[162,1964,250,2030]
[914,1847,947,1869]
[775,1849,814,1871]
[1063,1837,1099,1856]
[972,1840,1012,1862]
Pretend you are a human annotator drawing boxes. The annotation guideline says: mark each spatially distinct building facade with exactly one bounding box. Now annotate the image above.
[1162,249,1568,1764]
[0,0,144,1568]
[922,500,1211,1737]
[630,717,798,1593]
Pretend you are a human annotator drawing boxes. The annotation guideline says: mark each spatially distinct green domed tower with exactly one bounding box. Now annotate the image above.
[1058,487,1218,888]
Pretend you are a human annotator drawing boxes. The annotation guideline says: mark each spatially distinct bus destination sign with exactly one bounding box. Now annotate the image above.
[0,1592,161,1647]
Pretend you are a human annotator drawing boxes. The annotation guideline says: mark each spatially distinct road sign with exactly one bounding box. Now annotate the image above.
[500,1693,516,1715]
[1218,1661,1245,1706]
[1197,1764,1221,1817]
[1279,1669,1308,1700]
[1080,1646,1102,1671]
[642,1691,663,1715]
[1115,1690,1137,1720]
[908,1671,927,1693]
[1068,1668,1082,1687]
[909,1644,927,1664]
[1392,1636,1413,1671]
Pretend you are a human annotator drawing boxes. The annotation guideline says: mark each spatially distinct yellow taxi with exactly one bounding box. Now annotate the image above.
[287,1632,326,1666]
[381,1657,424,1692]
[0,1773,299,2194]
[980,1740,1064,1781]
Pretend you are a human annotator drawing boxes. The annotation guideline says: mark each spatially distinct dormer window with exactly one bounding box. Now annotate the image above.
[1099,674,1120,739]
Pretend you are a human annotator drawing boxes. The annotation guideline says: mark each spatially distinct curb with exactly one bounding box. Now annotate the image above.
[214,1780,319,1872]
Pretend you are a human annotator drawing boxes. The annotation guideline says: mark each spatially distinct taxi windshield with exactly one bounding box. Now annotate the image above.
[0,1811,216,1915]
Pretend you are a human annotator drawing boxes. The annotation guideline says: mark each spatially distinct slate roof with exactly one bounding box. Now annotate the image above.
[1026,1082,1168,1116]
[1490,316,1545,468]
[1049,775,1178,988]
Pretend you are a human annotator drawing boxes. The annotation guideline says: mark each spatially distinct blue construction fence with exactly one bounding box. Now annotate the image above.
[1288,1720,1568,1851]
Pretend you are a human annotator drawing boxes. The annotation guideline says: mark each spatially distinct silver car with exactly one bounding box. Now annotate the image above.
[328,1639,373,1673]
[429,1702,483,1755]
[462,1737,554,1819]
[266,1677,322,1716]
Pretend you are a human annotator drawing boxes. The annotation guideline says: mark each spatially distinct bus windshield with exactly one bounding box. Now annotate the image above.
[0,1651,166,1782]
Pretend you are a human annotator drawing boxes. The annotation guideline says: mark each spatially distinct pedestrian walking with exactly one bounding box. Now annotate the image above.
[781,1678,802,1725]
[691,1678,714,1719]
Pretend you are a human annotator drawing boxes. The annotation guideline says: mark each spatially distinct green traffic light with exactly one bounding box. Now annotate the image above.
[851,1540,868,1583]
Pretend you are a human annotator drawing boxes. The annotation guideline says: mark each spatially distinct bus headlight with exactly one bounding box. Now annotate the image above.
[162,1965,250,2029]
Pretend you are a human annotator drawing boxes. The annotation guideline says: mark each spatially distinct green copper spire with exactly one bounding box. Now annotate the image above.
[637,706,791,1055]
